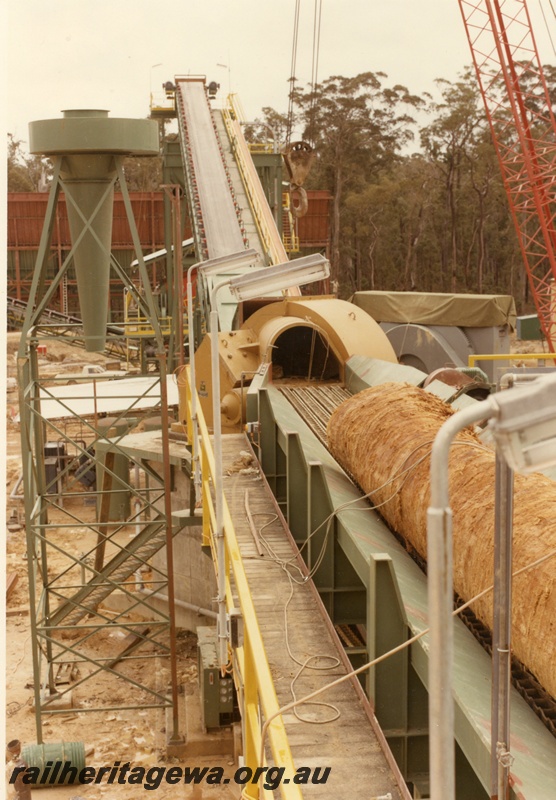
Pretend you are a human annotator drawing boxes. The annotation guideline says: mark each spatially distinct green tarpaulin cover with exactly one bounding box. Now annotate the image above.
[351,291,516,330]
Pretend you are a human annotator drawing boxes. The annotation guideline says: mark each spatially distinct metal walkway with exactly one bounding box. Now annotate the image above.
[221,434,406,799]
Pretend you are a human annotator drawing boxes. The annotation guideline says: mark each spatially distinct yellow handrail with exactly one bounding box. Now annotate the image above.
[248,142,276,154]
[468,352,556,367]
[123,288,179,338]
[282,192,300,253]
[222,95,288,267]
[178,367,303,800]
[122,316,174,338]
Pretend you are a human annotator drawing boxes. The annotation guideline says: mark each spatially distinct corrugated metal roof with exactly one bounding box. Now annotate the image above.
[38,375,179,419]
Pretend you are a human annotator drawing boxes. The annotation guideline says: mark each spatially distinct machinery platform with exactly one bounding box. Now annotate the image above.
[221,434,407,799]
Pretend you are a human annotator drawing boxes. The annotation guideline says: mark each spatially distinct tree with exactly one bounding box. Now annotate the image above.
[243,107,290,149]
[121,154,162,191]
[121,117,164,190]
[420,72,486,292]
[291,72,425,290]
[343,156,440,293]
[7,134,51,192]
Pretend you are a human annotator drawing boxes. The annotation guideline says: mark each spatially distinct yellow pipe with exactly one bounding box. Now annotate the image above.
[468,352,556,367]
[184,370,302,798]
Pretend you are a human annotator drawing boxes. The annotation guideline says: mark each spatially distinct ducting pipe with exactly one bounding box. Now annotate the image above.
[140,589,217,619]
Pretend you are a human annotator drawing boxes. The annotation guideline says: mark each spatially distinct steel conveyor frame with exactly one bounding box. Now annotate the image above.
[249,366,556,800]
[17,161,184,746]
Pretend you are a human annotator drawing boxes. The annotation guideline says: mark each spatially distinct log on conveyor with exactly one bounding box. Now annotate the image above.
[327,382,556,700]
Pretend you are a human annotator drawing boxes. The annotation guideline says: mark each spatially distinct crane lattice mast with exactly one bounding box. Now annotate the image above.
[458,0,556,350]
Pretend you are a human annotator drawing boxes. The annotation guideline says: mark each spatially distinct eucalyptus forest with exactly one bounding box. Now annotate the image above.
[255,66,556,311]
[8,66,556,314]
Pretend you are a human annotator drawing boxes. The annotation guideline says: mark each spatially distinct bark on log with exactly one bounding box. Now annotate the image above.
[327,383,556,699]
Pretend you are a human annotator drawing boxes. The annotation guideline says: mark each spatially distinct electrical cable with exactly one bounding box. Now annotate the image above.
[287,0,324,146]
[319,333,331,380]
[241,439,490,617]
[313,0,323,93]
[10,635,31,676]
[237,437,496,763]
[237,433,551,795]
[291,438,492,554]
[237,435,511,793]
[302,317,331,379]
[307,328,317,380]
[252,512,341,724]
[239,440,489,724]
[395,322,411,364]
[7,697,33,717]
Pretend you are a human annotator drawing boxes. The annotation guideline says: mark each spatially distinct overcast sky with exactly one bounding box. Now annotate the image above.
[6,0,556,152]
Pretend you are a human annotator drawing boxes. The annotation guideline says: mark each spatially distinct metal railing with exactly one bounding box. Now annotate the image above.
[123,288,176,338]
[468,352,556,368]
[179,367,302,800]
[122,316,174,338]
[248,142,276,154]
[282,192,300,253]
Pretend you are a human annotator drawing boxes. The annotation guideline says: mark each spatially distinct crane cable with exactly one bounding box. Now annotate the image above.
[308,0,323,141]
[287,0,302,146]
[287,0,324,146]
[538,0,556,57]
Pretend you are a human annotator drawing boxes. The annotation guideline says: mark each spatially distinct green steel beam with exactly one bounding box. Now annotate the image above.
[367,555,409,736]
[17,122,182,739]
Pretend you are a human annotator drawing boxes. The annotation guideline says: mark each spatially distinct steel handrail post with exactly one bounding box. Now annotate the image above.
[209,280,231,670]
[428,398,497,800]
[186,260,203,502]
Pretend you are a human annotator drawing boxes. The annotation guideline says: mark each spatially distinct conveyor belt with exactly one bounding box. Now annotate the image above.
[279,382,556,738]
[7,296,130,359]
[457,600,556,738]
[220,96,291,267]
[176,79,246,261]
[278,384,351,445]
[175,78,302,332]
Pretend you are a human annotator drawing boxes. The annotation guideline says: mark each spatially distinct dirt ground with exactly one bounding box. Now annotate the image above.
[4,333,236,799]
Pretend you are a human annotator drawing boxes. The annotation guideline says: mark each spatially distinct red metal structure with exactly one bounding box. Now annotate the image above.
[7,192,167,314]
[7,191,331,314]
[458,0,556,351]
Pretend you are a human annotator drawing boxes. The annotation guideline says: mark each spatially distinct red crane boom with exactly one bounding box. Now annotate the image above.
[458,0,556,350]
